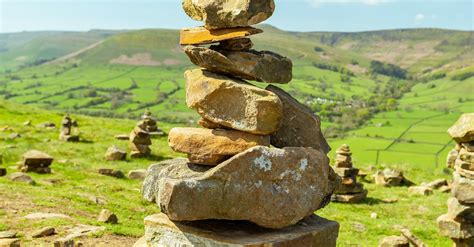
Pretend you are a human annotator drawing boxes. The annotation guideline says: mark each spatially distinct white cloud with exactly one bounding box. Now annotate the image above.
[415,13,425,21]
[306,0,389,8]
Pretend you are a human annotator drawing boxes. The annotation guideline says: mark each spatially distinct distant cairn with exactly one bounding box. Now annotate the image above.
[59,114,79,142]
[437,113,473,246]
[135,0,341,246]
[331,144,368,203]
[128,119,152,158]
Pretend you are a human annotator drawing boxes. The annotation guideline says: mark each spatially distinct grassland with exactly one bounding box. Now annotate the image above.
[0,91,464,246]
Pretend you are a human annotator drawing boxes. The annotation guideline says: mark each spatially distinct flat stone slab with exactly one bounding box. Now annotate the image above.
[138,213,339,247]
[180,26,263,46]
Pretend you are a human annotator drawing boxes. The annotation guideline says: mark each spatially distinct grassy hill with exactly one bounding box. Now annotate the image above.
[0,100,456,246]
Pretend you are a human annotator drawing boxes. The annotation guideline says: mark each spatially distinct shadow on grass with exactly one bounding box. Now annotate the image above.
[360,197,397,205]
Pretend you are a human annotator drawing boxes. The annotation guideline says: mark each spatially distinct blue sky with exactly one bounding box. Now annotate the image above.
[0,0,472,33]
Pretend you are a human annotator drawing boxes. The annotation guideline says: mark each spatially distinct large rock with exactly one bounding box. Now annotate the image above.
[448,113,474,143]
[168,127,270,157]
[21,150,53,173]
[147,146,337,229]
[182,0,275,30]
[437,213,474,239]
[184,46,292,84]
[142,158,191,203]
[266,85,330,154]
[185,69,283,135]
[137,213,339,247]
[180,26,262,46]
[452,172,474,204]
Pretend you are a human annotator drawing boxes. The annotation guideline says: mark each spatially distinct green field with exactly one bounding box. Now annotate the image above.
[0,26,473,246]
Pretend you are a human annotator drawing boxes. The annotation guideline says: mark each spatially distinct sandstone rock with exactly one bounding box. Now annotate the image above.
[20,150,53,173]
[10,172,34,184]
[23,120,31,126]
[130,127,152,145]
[0,239,20,247]
[331,190,367,203]
[452,172,474,204]
[0,231,16,239]
[148,146,337,229]
[379,236,409,247]
[114,134,130,141]
[0,168,6,177]
[448,113,474,143]
[437,213,474,239]
[439,185,451,193]
[142,158,190,203]
[24,212,71,220]
[422,178,448,189]
[462,142,474,152]
[447,148,459,168]
[214,38,253,51]
[187,153,230,166]
[184,46,292,84]
[334,167,359,177]
[336,183,365,194]
[97,209,118,224]
[266,85,330,153]
[456,159,474,172]
[456,166,474,180]
[128,169,147,180]
[408,186,433,196]
[459,148,474,166]
[400,228,427,247]
[63,225,105,240]
[185,69,283,135]
[182,0,275,30]
[32,227,55,238]
[53,238,74,247]
[140,213,339,247]
[168,127,270,158]
[197,118,228,129]
[448,197,474,222]
[180,26,262,46]
[98,168,124,179]
[105,145,126,161]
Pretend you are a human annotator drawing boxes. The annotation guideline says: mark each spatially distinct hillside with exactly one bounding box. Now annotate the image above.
[0,100,455,246]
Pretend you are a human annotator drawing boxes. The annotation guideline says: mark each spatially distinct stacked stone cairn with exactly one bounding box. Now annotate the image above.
[129,120,152,158]
[437,113,474,247]
[141,109,164,137]
[332,144,367,203]
[59,114,79,142]
[136,0,341,246]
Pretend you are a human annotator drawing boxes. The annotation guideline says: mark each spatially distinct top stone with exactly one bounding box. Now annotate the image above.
[448,113,474,143]
[182,0,275,30]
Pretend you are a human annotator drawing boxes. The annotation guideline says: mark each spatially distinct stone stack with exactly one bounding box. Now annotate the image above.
[141,109,164,137]
[59,114,79,142]
[331,144,367,203]
[437,113,474,247]
[136,1,340,246]
[129,121,152,158]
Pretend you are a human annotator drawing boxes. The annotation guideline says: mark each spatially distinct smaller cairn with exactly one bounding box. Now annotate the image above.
[18,150,53,174]
[332,144,367,203]
[141,109,164,137]
[129,121,152,158]
[59,114,79,142]
[437,113,474,247]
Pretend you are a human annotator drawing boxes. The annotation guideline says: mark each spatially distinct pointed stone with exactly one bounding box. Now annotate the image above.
[266,85,330,153]
[180,26,263,46]
[146,146,337,229]
[185,69,283,135]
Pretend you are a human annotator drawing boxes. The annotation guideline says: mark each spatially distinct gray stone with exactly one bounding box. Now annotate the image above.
[97,209,118,224]
[453,172,474,204]
[184,46,292,84]
[0,231,17,239]
[448,113,474,143]
[266,85,330,154]
[128,169,147,181]
[9,172,34,185]
[148,146,337,229]
[379,236,409,247]
[139,213,339,247]
[408,186,433,196]
[105,145,127,161]
[32,227,55,238]
[437,213,474,239]
[182,0,275,30]
[447,197,474,222]
[98,168,124,179]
